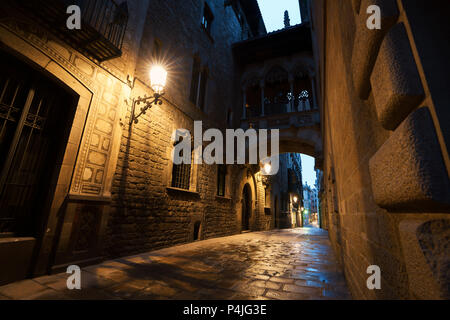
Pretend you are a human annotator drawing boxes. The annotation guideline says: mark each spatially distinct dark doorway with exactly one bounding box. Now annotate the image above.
[242,184,251,231]
[193,221,201,241]
[0,49,77,237]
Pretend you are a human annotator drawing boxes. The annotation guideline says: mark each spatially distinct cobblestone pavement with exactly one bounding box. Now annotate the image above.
[0,228,352,300]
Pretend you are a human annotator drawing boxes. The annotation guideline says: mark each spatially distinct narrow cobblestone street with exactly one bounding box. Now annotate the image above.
[0,228,351,300]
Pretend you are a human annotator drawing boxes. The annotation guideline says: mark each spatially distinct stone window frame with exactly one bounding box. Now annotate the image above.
[166,139,199,194]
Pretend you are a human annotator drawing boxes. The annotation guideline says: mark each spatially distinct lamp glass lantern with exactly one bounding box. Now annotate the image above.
[263,163,272,175]
[150,65,167,95]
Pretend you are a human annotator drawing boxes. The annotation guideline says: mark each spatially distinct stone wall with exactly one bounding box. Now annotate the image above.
[311,0,450,299]
[104,0,256,257]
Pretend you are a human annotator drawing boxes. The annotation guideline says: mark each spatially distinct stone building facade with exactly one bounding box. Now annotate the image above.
[310,0,450,299]
[0,0,153,285]
[0,0,294,285]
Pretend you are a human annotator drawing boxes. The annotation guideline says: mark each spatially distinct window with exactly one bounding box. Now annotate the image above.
[171,163,191,190]
[189,57,208,111]
[201,3,214,35]
[171,146,191,190]
[217,164,226,196]
[152,39,162,63]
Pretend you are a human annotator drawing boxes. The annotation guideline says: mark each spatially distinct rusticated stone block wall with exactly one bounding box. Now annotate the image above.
[311,0,450,299]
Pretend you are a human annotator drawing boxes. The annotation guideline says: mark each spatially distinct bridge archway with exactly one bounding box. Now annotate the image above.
[246,126,323,166]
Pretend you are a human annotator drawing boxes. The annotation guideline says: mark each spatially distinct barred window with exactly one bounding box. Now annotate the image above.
[171,163,191,190]
[217,164,226,196]
[171,146,191,190]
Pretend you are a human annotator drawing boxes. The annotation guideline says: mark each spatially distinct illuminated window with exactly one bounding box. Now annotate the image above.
[201,3,214,35]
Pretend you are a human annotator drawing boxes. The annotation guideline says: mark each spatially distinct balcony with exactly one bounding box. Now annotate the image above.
[242,110,320,131]
[17,0,128,62]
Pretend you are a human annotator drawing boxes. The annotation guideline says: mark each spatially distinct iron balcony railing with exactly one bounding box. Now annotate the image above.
[18,0,128,62]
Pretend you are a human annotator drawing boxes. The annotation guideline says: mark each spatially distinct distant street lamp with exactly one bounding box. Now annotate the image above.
[263,163,272,175]
[130,65,167,124]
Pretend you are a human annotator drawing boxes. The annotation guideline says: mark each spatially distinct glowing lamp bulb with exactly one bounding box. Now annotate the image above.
[263,163,271,174]
[150,65,167,94]
[293,196,298,203]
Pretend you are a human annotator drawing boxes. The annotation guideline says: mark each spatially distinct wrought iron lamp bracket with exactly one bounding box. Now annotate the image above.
[130,93,164,125]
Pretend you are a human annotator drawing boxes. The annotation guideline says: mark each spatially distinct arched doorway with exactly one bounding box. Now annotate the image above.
[0,49,78,284]
[242,184,252,231]
[0,49,77,237]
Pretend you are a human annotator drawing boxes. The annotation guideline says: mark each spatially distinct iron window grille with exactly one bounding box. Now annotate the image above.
[171,163,191,190]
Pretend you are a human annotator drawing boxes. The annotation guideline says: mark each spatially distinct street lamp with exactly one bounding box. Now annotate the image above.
[130,65,167,125]
[150,65,167,94]
[263,163,272,175]
[293,196,298,203]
